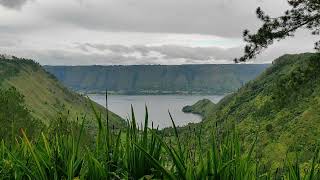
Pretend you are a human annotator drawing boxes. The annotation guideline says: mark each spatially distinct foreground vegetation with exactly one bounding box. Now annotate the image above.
[1,100,320,179]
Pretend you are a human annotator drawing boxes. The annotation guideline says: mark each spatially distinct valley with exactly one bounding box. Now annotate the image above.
[2,0,320,178]
[89,94,224,128]
[1,53,320,179]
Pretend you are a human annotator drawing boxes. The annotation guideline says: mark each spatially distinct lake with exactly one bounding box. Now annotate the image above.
[89,95,224,129]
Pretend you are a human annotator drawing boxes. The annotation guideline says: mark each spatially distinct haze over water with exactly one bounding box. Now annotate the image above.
[89,95,224,129]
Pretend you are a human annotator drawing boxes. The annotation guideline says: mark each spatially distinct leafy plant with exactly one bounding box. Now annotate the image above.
[1,99,319,179]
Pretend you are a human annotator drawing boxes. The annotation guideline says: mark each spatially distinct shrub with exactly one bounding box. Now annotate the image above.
[266,124,273,132]
[0,87,43,143]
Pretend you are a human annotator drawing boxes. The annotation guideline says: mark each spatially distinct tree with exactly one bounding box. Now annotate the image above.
[0,87,43,142]
[236,0,320,62]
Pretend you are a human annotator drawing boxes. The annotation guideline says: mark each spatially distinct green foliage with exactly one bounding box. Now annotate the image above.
[1,103,320,179]
[182,99,216,119]
[265,124,273,132]
[272,54,320,108]
[0,56,125,130]
[187,53,320,171]
[182,105,193,113]
[0,87,43,143]
[2,54,320,178]
[237,0,320,62]
[46,110,94,147]
[0,59,20,84]
[44,64,269,95]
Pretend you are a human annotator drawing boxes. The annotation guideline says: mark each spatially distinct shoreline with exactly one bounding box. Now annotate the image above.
[82,91,232,96]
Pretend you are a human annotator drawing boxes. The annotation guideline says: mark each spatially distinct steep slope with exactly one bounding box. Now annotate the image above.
[0,56,125,130]
[190,53,320,169]
[44,64,269,94]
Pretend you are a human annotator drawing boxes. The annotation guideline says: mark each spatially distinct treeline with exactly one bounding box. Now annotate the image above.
[0,57,41,83]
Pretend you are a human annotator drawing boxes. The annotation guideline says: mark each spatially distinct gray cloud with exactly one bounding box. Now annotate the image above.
[75,43,243,61]
[3,44,238,65]
[147,46,242,61]
[71,31,316,64]
[40,0,289,38]
[0,0,31,9]
[3,36,314,66]
[0,0,316,65]
[8,49,144,65]
[0,36,21,47]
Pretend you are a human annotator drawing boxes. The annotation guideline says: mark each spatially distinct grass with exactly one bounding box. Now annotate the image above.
[1,100,320,179]
[0,58,125,129]
[180,53,320,169]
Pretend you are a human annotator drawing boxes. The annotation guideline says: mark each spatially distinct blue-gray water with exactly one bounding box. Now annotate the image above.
[88,95,224,129]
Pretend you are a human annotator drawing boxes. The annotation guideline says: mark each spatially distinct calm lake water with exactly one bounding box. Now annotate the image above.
[88,95,224,129]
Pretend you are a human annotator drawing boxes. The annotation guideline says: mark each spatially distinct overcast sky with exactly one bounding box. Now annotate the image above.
[0,0,316,65]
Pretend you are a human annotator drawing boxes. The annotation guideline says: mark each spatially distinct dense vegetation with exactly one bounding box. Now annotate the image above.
[180,53,320,171]
[2,53,320,178]
[44,64,269,95]
[182,99,216,119]
[2,103,320,179]
[0,87,43,143]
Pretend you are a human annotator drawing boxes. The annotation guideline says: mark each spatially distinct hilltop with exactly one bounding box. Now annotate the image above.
[185,53,320,169]
[44,64,269,95]
[0,56,125,132]
[182,99,216,119]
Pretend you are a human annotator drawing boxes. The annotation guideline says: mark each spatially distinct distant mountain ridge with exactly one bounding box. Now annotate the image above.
[44,64,269,95]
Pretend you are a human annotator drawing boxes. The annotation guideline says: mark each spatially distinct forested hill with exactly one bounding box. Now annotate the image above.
[44,64,269,94]
[0,56,125,139]
[182,53,320,169]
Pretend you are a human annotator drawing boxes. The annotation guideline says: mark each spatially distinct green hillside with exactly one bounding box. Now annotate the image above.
[2,54,320,179]
[182,99,216,119]
[187,53,320,169]
[44,64,269,95]
[0,56,125,132]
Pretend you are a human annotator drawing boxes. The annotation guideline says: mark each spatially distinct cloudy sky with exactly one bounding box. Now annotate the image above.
[0,0,316,65]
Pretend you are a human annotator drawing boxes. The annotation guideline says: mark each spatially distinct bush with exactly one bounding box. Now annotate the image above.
[182,105,192,113]
[0,87,43,143]
[266,123,273,132]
